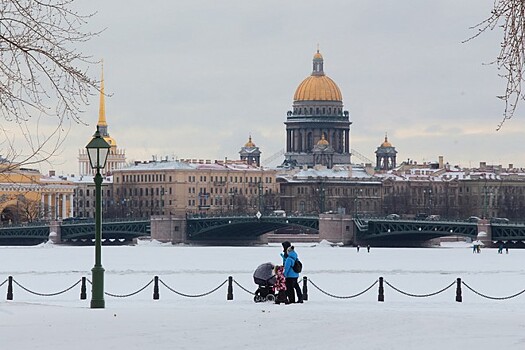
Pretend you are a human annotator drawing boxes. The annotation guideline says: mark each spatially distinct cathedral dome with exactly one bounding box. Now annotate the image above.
[293,50,342,102]
[381,136,392,148]
[294,76,342,102]
[244,135,256,148]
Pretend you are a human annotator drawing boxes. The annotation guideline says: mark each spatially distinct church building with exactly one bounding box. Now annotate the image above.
[283,50,351,169]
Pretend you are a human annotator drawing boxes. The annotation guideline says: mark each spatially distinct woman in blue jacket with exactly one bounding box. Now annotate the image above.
[283,245,303,303]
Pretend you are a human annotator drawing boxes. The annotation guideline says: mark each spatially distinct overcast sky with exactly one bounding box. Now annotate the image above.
[36,0,524,175]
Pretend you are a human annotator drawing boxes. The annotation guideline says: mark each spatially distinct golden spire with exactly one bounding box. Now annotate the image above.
[98,60,107,127]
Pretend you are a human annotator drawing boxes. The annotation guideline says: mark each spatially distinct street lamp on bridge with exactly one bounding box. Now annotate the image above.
[85,126,110,309]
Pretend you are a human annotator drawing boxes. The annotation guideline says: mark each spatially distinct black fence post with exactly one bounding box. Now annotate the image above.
[80,277,87,300]
[153,276,160,300]
[7,276,13,300]
[455,278,462,302]
[378,277,384,302]
[227,276,233,300]
[302,276,308,301]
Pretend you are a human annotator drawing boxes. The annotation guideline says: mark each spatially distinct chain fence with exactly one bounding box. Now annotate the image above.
[87,278,155,298]
[159,278,228,298]
[12,278,82,297]
[2,275,525,303]
[309,278,378,299]
[232,279,255,295]
[383,279,456,298]
[461,281,525,300]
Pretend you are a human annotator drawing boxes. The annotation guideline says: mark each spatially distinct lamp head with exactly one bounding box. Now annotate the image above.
[85,126,111,170]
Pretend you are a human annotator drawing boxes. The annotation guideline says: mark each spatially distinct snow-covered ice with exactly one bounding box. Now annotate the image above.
[1,241,524,349]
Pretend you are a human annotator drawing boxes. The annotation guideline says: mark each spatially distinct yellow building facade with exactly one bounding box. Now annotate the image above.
[0,162,75,223]
[111,159,279,217]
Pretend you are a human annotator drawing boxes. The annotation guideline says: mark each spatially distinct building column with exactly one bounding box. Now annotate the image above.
[47,193,52,220]
[62,194,67,219]
[345,130,350,153]
[70,194,74,217]
[40,193,45,220]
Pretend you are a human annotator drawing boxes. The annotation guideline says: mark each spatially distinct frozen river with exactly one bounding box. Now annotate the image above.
[1,241,524,349]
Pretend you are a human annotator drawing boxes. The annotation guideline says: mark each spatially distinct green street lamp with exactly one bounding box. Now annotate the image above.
[85,126,110,309]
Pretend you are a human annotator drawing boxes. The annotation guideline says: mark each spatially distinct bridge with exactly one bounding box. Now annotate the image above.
[0,218,150,245]
[2,215,525,246]
[355,219,479,246]
[186,215,319,241]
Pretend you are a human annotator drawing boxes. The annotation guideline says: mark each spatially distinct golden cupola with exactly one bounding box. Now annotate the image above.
[244,135,256,148]
[381,135,392,148]
[317,134,329,146]
[293,50,343,102]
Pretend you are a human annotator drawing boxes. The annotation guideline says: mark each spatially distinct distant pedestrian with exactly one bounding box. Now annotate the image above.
[356,245,360,252]
[367,245,370,253]
[498,244,503,254]
[506,245,509,254]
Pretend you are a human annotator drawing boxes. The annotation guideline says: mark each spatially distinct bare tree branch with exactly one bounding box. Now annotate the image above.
[465,0,525,130]
[0,0,99,168]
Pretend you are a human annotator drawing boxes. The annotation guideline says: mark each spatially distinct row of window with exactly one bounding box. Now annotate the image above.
[293,107,343,116]
[295,187,376,197]
[119,187,172,197]
[189,175,273,184]
[121,174,169,183]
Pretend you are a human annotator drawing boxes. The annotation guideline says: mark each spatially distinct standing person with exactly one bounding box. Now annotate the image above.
[367,245,370,253]
[356,245,360,252]
[284,245,303,304]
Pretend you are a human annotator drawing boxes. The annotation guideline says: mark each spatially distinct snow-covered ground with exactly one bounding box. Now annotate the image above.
[1,240,524,350]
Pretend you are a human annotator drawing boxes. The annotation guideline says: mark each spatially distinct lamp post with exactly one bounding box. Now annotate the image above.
[85,126,110,309]
[258,180,264,214]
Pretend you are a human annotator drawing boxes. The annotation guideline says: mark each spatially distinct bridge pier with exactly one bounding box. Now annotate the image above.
[49,221,61,243]
[318,214,355,245]
[151,215,187,244]
[477,220,493,247]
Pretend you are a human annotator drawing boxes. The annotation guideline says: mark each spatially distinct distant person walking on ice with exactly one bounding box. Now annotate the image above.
[367,245,370,253]
[357,245,360,252]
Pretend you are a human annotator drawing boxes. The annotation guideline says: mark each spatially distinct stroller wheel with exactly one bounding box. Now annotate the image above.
[254,295,262,303]
[266,294,276,302]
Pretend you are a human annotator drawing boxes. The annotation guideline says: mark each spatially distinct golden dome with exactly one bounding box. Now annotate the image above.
[381,136,392,147]
[317,134,329,145]
[244,135,256,148]
[293,50,342,102]
[294,75,342,101]
[103,136,117,148]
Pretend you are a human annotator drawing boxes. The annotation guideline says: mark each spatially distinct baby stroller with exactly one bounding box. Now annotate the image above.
[253,262,277,303]
[253,276,276,302]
